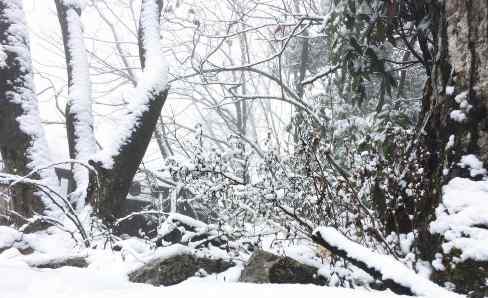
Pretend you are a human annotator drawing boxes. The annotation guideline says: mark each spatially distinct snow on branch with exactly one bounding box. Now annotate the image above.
[312,227,462,297]
[94,0,168,168]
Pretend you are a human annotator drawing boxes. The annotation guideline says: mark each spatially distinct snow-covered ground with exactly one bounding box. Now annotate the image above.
[0,256,408,298]
[2,174,482,298]
[0,225,412,298]
[3,176,482,298]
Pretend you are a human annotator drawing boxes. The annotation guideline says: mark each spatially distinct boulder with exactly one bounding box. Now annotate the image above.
[30,256,89,269]
[128,254,235,286]
[21,218,55,234]
[114,212,158,238]
[0,226,33,255]
[239,250,325,285]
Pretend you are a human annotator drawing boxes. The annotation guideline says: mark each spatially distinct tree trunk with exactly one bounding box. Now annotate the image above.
[94,0,168,222]
[417,0,488,295]
[0,0,56,221]
[54,0,97,209]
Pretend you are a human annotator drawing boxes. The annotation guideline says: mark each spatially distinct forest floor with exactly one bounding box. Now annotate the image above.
[0,225,410,298]
[0,256,407,298]
[5,175,485,298]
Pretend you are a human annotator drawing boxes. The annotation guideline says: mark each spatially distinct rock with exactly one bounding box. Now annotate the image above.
[16,243,34,255]
[0,226,33,255]
[239,250,325,285]
[0,240,33,255]
[114,213,158,238]
[21,219,54,234]
[30,256,89,269]
[157,227,183,244]
[128,254,235,286]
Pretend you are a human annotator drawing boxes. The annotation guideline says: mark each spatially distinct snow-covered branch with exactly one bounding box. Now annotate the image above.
[94,0,168,168]
[89,0,169,220]
[312,227,462,297]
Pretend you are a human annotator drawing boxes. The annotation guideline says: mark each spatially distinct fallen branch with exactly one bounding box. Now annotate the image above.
[312,227,463,297]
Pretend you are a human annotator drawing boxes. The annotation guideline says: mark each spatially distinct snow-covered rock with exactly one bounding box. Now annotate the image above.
[239,250,325,285]
[128,253,235,286]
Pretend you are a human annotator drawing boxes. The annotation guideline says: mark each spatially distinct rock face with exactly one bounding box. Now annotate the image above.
[128,254,234,286]
[239,250,325,285]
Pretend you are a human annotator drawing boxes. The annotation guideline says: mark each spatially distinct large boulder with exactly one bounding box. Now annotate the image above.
[128,254,235,286]
[239,250,325,285]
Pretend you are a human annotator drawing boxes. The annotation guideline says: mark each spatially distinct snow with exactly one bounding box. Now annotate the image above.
[430,177,488,261]
[314,227,462,298]
[61,2,97,207]
[61,0,87,10]
[0,46,7,68]
[398,232,414,255]
[431,253,445,271]
[157,213,221,248]
[0,227,411,298]
[458,154,487,177]
[0,226,22,249]
[93,0,168,168]
[2,0,59,213]
[449,110,466,122]
[0,261,411,298]
[166,212,209,230]
[446,135,455,150]
[454,91,468,104]
[445,86,455,95]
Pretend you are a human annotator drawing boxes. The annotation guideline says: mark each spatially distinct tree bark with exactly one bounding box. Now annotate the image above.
[0,0,56,220]
[54,0,97,208]
[95,0,168,222]
[417,0,488,295]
